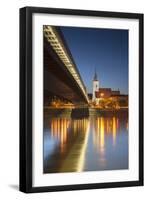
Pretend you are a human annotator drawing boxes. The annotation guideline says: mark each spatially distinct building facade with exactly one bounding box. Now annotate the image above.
[92,71,128,108]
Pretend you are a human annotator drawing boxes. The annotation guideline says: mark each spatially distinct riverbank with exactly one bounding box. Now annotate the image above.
[44,107,128,118]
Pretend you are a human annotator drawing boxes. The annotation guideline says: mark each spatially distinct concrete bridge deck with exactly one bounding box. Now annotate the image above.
[43,25,89,105]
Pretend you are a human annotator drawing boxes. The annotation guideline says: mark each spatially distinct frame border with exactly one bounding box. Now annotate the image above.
[19,6,144,193]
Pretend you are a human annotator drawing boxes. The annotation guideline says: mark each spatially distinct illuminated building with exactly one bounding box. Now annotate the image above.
[91,71,128,107]
[92,70,99,102]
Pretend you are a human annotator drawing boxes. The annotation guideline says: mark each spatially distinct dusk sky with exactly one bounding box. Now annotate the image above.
[60,26,128,95]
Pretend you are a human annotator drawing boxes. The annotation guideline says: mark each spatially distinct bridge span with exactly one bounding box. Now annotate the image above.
[43,25,89,105]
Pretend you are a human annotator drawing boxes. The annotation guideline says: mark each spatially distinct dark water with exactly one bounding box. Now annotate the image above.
[43,113,128,173]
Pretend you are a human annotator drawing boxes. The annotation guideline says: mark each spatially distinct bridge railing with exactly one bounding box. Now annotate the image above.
[43,25,89,103]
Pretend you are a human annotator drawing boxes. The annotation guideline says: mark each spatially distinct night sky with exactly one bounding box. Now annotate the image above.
[60,26,128,95]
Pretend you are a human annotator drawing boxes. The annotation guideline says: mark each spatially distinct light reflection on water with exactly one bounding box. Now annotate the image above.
[43,115,128,173]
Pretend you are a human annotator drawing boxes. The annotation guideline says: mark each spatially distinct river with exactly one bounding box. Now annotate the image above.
[43,112,128,173]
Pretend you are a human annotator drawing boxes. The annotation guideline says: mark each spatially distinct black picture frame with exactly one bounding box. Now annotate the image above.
[19,6,144,193]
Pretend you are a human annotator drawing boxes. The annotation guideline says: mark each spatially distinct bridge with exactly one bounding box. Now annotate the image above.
[43,25,89,105]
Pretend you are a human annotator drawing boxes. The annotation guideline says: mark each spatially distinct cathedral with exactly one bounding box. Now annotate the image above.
[92,71,128,106]
[92,71,99,104]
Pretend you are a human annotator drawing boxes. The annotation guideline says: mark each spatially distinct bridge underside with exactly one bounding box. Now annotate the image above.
[44,37,88,105]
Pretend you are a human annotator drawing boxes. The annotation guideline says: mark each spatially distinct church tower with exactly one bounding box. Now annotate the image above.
[92,70,99,102]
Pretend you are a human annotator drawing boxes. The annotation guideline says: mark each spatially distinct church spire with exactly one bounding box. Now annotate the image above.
[93,68,98,81]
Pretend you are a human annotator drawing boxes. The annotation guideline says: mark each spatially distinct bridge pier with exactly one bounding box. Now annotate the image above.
[71,108,89,118]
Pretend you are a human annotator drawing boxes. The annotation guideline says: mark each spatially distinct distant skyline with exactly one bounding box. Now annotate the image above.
[60,26,128,95]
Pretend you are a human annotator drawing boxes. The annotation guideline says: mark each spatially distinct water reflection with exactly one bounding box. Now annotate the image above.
[50,118,70,153]
[44,115,128,173]
[93,117,118,150]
